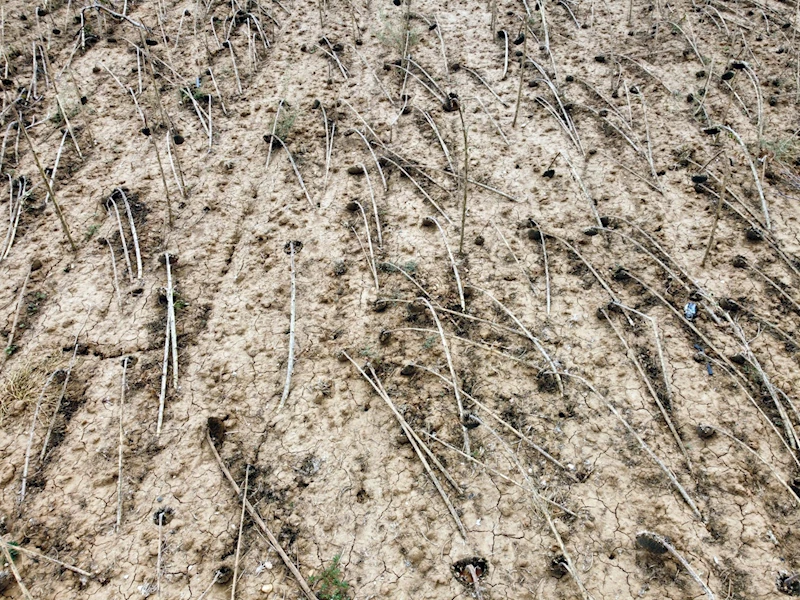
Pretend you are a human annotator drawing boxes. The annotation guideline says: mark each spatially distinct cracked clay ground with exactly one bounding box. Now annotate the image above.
[1,0,800,598]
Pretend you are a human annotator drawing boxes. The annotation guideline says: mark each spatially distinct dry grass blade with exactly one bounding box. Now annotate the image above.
[278,241,299,410]
[346,127,387,191]
[157,305,170,436]
[475,95,509,146]
[165,132,186,201]
[366,363,462,493]
[107,197,134,283]
[1,535,34,600]
[118,189,143,280]
[419,108,455,174]
[413,362,579,481]
[561,151,602,226]
[360,163,382,248]
[637,90,663,193]
[342,353,467,539]
[601,308,692,473]
[320,104,334,191]
[354,202,379,291]
[205,429,317,600]
[702,353,800,468]
[423,430,577,516]
[165,253,178,389]
[707,425,800,504]
[419,297,471,453]
[18,112,76,251]
[382,262,433,299]
[635,532,716,599]
[117,357,129,532]
[20,369,59,504]
[724,314,800,449]
[567,373,704,521]
[479,424,594,600]
[10,543,94,578]
[719,125,770,230]
[427,217,465,310]
[268,135,314,209]
[265,100,283,171]
[7,263,32,355]
[381,156,452,223]
[470,285,564,395]
[528,217,552,315]
[231,465,249,600]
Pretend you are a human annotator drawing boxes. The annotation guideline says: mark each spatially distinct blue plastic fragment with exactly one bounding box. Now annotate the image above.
[706,362,713,375]
[196,76,201,88]
[684,302,698,321]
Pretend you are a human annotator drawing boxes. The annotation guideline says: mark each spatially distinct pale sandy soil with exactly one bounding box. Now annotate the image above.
[1,0,800,599]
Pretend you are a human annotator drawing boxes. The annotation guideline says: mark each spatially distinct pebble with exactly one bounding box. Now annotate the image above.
[261,583,273,593]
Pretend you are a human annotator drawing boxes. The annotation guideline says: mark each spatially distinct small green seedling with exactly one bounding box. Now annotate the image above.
[5,541,19,560]
[309,555,350,600]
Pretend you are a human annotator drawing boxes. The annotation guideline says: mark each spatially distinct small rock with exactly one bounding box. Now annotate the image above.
[347,165,365,175]
[745,227,764,241]
[696,424,716,439]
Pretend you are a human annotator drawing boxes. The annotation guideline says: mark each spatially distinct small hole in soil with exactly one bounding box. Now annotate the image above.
[153,507,174,526]
[452,557,489,586]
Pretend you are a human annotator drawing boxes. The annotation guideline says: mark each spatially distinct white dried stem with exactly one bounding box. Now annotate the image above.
[40,326,83,462]
[19,370,59,504]
[118,189,143,280]
[6,262,31,353]
[204,430,318,599]
[116,357,129,532]
[419,297,470,454]
[602,308,692,473]
[636,532,715,599]
[165,253,178,389]
[1,536,34,600]
[231,465,249,600]
[278,242,297,410]
[355,202,379,291]
[428,217,465,311]
[472,285,564,395]
[360,163,382,248]
[107,197,134,283]
[343,353,467,539]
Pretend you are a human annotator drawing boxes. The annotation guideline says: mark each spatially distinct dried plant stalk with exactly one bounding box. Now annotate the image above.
[278,242,298,410]
[428,217,465,310]
[205,429,317,600]
[636,532,716,599]
[419,298,471,454]
[343,353,467,539]
[18,112,76,250]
